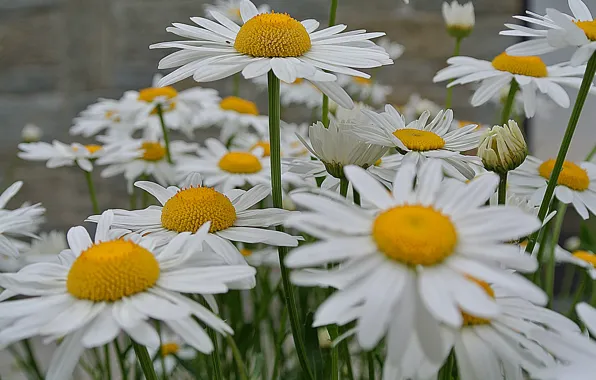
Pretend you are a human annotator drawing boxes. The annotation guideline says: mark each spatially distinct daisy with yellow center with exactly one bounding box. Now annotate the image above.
[202,96,270,143]
[18,141,105,172]
[0,211,256,380]
[251,74,323,109]
[285,161,545,369]
[204,0,269,24]
[91,174,297,264]
[230,122,310,159]
[176,138,271,192]
[70,97,135,138]
[510,156,596,219]
[554,248,596,280]
[132,329,196,376]
[433,53,594,117]
[503,0,596,66]
[150,0,393,109]
[97,135,199,194]
[338,74,392,105]
[352,105,483,181]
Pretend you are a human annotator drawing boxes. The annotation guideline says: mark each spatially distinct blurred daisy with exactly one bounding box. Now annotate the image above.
[0,181,45,258]
[18,141,104,172]
[442,1,475,38]
[97,136,198,193]
[92,175,297,251]
[384,283,578,380]
[433,54,592,117]
[352,106,483,180]
[252,75,322,109]
[231,122,309,158]
[285,162,544,367]
[177,138,270,191]
[510,156,596,219]
[450,118,488,132]
[0,231,67,273]
[0,211,256,380]
[150,0,393,108]
[204,0,269,24]
[555,249,596,279]
[201,96,270,142]
[377,37,404,60]
[502,0,596,66]
[531,303,596,380]
[70,97,137,138]
[338,74,392,105]
[146,329,196,375]
[239,246,280,267]
[401,93,442,122]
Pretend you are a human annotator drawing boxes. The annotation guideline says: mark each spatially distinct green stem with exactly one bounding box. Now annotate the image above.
[156,104,173,164]
[114,340,129,380]
[545,202,568,307]
[340,177,349,197]
[560,265,576,300]
[132,342,158,380]
[141,174,150,208]
[339,327,355,380]
[500,80,519,125]
[104,345,112,380]
[84,171,100,214]
[367,352,374,380]
[22,339,43,380]
[567,271,587,318]
[268,72,314,380]
[233,73,241,97]
[156,323,167,380]
[532,214,553,285]
[526,52,596,255]
[445,37,462,109]
[129,187,137,210]
[321,0,339,128]
[586,143,596,161]
[353,188,361,206]
[226,336,249,380]
[498,173,507,205]
[207,329,223,380]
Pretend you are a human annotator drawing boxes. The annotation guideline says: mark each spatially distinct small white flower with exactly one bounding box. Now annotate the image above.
[21,124,42,143]
[70,97,138,138]
[377,37,404,60]
[442,1,475,38]
[230,123,310,159]
[176,138,271,192]
[510,156,596,219]
[501,0,596,66]
[401,93,442,122]
[0,231,67,273]
[433,53,593,118]
[338,75,392,105]
[478,120,528,174]
[18,141,104,172]
[204,0,269,24]
[201,96,270,143]
[252,75,323,109]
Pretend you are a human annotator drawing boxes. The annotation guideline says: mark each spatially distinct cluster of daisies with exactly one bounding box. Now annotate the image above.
[4,0,596,379]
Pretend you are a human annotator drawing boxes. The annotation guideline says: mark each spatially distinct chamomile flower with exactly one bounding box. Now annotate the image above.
[18,141,104,172]
[383,284,578,380]
[555,249,596,279]
[401,93,442,122]
[433,54,592,117]
[150,0,393,109]
[201,96,270,142]
[252,75,323,109]
[297,106,387,178]
[204,0,269,24]
[0,182,45,258]
[0,231,67,273]
[145,329,196,375]
[239,246,280,267]
[177,138,270,191]
[92,175,297,252]
[376,37,404,60]
[231,123,309,158]
[97,136,198,193]
[285,162,545,367]
[509,156,596,219]
[338,75,392,105]
[502,0,596,66]
[352,106,483,180]
[0,211,256,380]
[70,97,137,138]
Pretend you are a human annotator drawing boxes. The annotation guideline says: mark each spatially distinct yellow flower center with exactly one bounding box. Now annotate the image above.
[491,52,547,77]
[234,12,312,58]
[393,129,446,151]
[66,240,160,302]
[150,102,176,115]
[141,142,166,161]
[160,342,180,357]
[161,187,237,233]
[250,141,271,157]
[374,158,382,166]
[461,277,494,326]
[372,205,457,266]
[138,87,178,102]
[575,20,596,41]
[218,152,263,174]
[353,77,372,86]
[573,250,596,267]
[84,145,102,154]
[458,120,482,131]
[538,159,590,191]
[240,248,252,257]
[219,96,259,115]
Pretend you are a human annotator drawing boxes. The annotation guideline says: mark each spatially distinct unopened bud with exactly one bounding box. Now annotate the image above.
[478,120,527,174]
[317,327,332,348]
[442,1,475,39]
[21,123,42,143]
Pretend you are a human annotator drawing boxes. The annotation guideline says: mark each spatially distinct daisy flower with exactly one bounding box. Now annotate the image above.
[231,122,310,159]
[383,283,578,380]
[150,0,393,109]
[70,97,137,138]
[442,1,475,38]
[0,211,256,380]
[239,245,280,267]
[338,74,392,105]
[352,106,483,180]
[177,138,270,191]
[18,141,104,172]
[91,174,297,251]
[204,0,269,24]
[135,328,196,376]
[285,162,545,367]
[296,105,387,178]
[502,0,596,66]
[509,156,596,219]
[433,53,592,117]
[252,75,323,109]
[200,96,270,142]
[555,249,596,279]
[0,231,67,273]
[0,181,45,258]
[376,37,404,60]
[97,136,199,192]
[401,93,442,122]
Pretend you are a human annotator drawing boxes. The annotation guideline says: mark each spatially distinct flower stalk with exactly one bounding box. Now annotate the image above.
[445,37,462,109]
[156,104,173,164]
[321,0,339,128]
[84,171,100,214]
[501,80,519,125]
[132,342,159,380]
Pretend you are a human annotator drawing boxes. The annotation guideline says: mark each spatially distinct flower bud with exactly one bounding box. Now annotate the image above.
[478,120,527,174]
[317,327,332,348]
[21,123,42,143]
[442,1,475,39]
